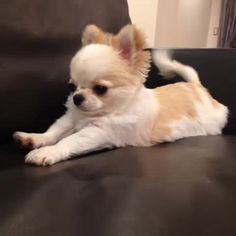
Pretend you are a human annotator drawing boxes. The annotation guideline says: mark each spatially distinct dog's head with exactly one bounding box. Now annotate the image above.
[69,24,150,115]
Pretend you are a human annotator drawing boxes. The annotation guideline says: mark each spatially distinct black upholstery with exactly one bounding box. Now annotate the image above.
[1,136,236,236]
[1,1,236,236]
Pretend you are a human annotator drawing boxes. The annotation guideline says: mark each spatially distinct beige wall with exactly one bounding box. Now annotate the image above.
[128,0,222,48]
[127,0,159,47]
[207,0,222,47]
[156,0,212,48]
[155,0,179,47]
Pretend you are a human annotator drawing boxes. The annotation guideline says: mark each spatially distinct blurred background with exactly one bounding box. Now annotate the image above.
[127,0,236,48]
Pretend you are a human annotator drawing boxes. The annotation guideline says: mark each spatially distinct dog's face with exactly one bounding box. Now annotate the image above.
[69,25,150,116]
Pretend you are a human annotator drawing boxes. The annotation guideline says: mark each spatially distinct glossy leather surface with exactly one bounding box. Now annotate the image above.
[1,136,236,236]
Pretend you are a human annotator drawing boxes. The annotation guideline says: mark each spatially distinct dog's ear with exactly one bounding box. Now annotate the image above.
[82,25,107,46]
[114,25,147,61]
[113,25,150,80]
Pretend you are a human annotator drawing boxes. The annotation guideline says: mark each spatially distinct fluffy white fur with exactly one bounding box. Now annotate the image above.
[153,50,200,83]
[14,25,228,166]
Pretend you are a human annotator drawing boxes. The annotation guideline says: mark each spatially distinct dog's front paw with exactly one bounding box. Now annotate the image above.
[13,132,49,150]
[25,146,61,166]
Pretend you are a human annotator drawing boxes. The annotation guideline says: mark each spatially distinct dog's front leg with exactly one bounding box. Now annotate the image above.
[25,125,113,166]
[13,112,75,149]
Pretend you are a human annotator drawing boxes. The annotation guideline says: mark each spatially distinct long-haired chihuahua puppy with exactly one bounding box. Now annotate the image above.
[14,25,228,166]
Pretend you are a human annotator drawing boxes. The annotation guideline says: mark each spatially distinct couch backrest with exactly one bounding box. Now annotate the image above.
[147,49,236,135]
[0,0,131,143]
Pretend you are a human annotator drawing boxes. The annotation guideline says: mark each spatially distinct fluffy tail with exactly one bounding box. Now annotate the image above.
[152,50,201,85]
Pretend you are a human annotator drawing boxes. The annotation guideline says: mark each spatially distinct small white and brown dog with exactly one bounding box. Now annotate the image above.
[13,24,228,166]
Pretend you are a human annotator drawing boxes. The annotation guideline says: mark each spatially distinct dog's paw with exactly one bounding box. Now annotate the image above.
[13,132,48,150]
[25,146,61,166]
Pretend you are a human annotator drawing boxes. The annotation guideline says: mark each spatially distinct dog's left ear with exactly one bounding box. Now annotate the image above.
[114,25,150,79]
[82,25,107,46]
[114,25,147,61]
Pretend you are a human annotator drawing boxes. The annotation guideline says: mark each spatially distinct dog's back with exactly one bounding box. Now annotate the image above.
[150,50,228,143]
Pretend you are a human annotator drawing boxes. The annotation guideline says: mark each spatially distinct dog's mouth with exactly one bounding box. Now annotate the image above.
[78,106,99,114]
[77,105,96,112]
[78,106,108,117]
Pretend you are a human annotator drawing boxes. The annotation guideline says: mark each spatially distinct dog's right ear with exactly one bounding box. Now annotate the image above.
[82,25,107,46]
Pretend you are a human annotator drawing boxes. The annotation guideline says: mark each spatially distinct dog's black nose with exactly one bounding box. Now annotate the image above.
[73,94,85,106]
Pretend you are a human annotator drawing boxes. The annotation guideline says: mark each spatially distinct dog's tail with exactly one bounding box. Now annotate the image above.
[152,50,201,85]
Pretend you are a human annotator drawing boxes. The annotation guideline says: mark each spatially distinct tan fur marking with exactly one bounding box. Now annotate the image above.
[151,82,201,142]
[82,24,151,83]
[82,25,107,46]
[204,88,221,108]
[131,26,151,79]
[112,25,151,81]
[188,83,202,102]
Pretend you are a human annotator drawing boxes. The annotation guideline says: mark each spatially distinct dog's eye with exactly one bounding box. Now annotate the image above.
[68,83,77,93]
[93,85,108,95]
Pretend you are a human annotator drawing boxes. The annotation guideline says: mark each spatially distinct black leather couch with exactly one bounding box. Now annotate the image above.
[1,1,236,236]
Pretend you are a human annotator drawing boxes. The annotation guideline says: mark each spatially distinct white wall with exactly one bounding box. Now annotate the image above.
[156,0,212,48]
[127,0,159,47]
[127,0,221,48]
[155,0,179,47]
[207,0,222,47]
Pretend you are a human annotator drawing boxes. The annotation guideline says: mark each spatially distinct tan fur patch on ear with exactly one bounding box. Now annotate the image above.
[82,24,151,82]
[82,25,108,46]
[132,26,151,80]
[112,25,151,82]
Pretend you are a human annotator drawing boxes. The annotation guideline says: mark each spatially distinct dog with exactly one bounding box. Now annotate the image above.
[13,24,228,166]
